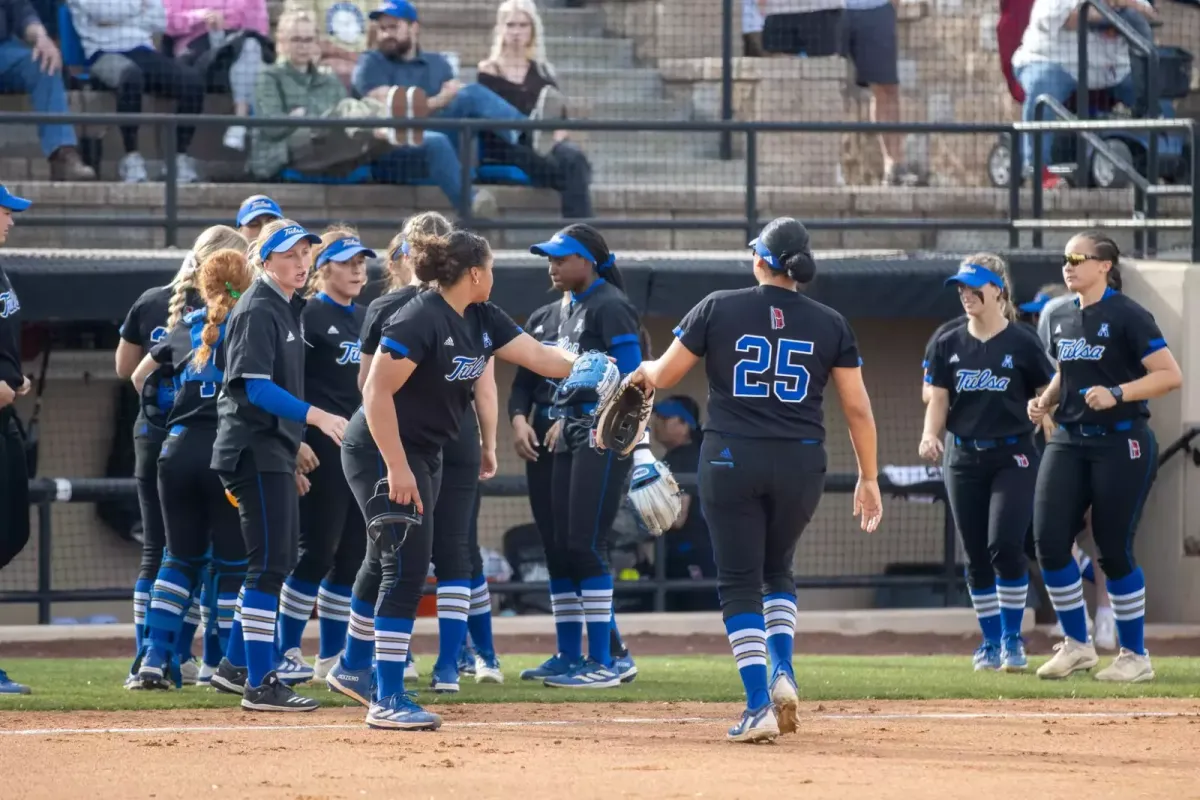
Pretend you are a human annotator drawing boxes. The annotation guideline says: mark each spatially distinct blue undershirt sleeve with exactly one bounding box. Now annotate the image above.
[245,378,312,423]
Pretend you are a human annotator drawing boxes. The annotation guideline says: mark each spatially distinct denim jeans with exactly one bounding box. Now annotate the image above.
[433,82,524,147]
[371,130,466,207]
[0,38,76,157]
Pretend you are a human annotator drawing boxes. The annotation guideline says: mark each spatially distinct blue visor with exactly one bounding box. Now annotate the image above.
[260,225,321,261]
[653,400,698,430]
[0,185,31,212]
[945,263,1005,290]
[390,239,410,262]
[1018,292,1052,314]
[748,237,780,270]
[317,236,377,267]
[530,233,594,262]
[236,195,282,227]
[369,0,417,20]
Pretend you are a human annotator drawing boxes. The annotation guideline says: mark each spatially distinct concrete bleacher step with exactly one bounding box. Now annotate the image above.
[590,157,748,185]
[569,98,693,122]
[581,130,725,159]
[425,4,605,38]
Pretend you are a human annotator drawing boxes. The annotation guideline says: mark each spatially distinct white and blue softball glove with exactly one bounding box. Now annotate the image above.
[627,444,683,536]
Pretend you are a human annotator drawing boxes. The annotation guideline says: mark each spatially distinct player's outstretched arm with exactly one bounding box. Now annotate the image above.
[628,340,700,393]
[494,332,576,378]
[919,386,949,463]
[831,365,882,533]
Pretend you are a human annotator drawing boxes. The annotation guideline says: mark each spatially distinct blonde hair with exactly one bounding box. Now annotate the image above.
[248,218,302,275]
[1036,282,1069,300]
[388,212,452,291]
[192,249,256,371]
[168,226,248,329]
[306,225,361,298]
[275,8,319,64]
[962,252,1017,322]
[487,0,552,74]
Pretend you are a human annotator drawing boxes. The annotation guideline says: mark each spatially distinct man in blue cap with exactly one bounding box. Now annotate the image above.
[236,194,284,241]
[0,184,33,694]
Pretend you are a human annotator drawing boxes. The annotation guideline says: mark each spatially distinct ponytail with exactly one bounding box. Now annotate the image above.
[192,249,255,371]
[170,226,247,328]
[1077,229,1122,291]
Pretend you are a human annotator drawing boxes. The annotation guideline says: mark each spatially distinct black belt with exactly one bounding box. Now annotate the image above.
[953,435,1021,451]
[1058,420,1136,437]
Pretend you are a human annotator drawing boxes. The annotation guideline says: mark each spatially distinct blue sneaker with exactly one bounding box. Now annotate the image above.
[519,653,574,681]
[543,657,621,689]
[458,641,477,677]
[0,668,30,695]
[613,652,638,684]
[135,643,176,690]
[727,703,779,743]
[1001,635,1029,672]
[327,660,376,707]
[430,661,460,694]
[366,691,443,731]
[973,641,1002,671]
[276,647,315,686]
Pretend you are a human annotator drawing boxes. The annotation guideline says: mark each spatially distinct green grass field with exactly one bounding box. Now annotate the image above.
[3,655,1200,712]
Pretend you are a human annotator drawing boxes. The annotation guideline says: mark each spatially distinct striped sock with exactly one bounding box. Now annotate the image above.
[145,566,194,649]
[1107,568,1147,655]
[374,615,414,701]
[178,592,202,659]
[549,578,584,660]
[132,578,152,654]
[214,590,237,662]
[240,588,279,688]
[200,584,221,667]
[316,581,353,660]
[225,587,247,668]
[969,585,1002,644]
[1079,553,1096,584]
[725,612,770,710]
[467,574,495,659]
[1042,563,1089,644]
[580,575,614,667]
[609,609,627,657]
[277,577,318,654]
[343,595,376,671]
[763,592,797,677]
[996,575,1029,639]
[435,580,471,671]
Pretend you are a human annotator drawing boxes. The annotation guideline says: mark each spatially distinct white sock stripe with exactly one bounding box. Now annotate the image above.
[375,650,409,662]
[1112,606,1145,622]
[470,583,491,599]
[242,631,275,643]
[1108,587,1146,604]
[436,596,471,610]
[764,623,794,637]
[318,609,352,623]
[154,579,190,600]
[763,597,798,613]
[733,654,769,669]
[374,629,412,643]
[132,591,150,602]
[726,628,767,648]
[438,610,470,622]
[184,600,202,625]
[436,585,471,597]
[764,609,797,625]
[149,599,186,615]
[550,591,581,602]
[469,591,491,615]
[996,585,1028,609]
[581,596,612,610]
[280,584,318,604]
[969,595,1000,614]
[1047,581,1085,610]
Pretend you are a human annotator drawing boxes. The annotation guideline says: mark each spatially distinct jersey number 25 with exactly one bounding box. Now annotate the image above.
[733,335,813,403]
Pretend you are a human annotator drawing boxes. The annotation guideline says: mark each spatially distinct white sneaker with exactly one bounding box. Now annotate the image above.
[1036,637,1100,680]
[175,154,200,184]
[404,655,419,682]
[197,663,216,684]
[1095,648,1155,683]
[276,647,315,684]
[1094,608,1117,651]
[769,670,799,734]
[471,188,498,219]
[314,652,341,682]
[119,152,148,183]
[223,125,247,152]
[474,654,504,684]
[180,657,200,686]
[123,672,143,690]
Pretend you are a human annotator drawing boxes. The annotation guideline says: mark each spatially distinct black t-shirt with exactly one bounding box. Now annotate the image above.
[348,291,522,454]
[302,293,367,419]
[1044,289,1166,426]
[927,321,1054,440]
[508,298,564,420]
[361,286,421,357]
[923,317,966,383]
[212,277,308,473]
[150,307,226,430]
[120,284,202,423]
[675,285,860,442]
[0,263,23,392]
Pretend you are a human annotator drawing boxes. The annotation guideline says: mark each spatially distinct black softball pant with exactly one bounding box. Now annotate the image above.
[343,440,442,619]
[526,412,561,577]
[291,430,366,588]
[218,449,300,596]
[0,408,29,571]
[1034,424,1158,580]
[134,419,169,583]
[943,436,1039,589]
[698,434,826,620]
[432,411,481,583]
[551,439,634,582]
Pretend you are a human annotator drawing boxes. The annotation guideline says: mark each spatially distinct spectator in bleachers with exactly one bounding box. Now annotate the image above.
[476,0,592,218]
[67,0,204,183]
[743,0,765,56]
[0,0,95,179]
[163,0,273,152]
[284,0,369,90]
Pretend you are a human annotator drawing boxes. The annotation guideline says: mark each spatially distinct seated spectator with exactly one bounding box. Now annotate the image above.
[67,0,205,183]
[0,0,94,179]
[250,8,496,214]
[476,0,592,218]
[163,0,273,152]
[284,0,369,90]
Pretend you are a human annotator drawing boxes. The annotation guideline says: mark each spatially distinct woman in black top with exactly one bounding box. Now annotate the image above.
[920,253,1053,675]
[1029,231,1182,683]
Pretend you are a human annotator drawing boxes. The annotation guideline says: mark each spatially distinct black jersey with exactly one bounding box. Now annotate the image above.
[923,317,966,381]
[675,285,860,442]
[302,293,367,418]
[362,291,522,453]
[213,277,308,473]
[927,321,1054,440]
[554,279,639,359]
[151,308,227,430]
[508,299,564,420]
[1044,288,1167,426]
[360,286,421,357]
[0,262,23,392]
[120,284,202,418]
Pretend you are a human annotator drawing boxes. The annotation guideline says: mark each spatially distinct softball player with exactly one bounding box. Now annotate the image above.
[211,219,349,712]
[236,194,283,241]
[128,245,254,689]
[335,228,576,730]
[1030,231,1182,683]
[275,230,374,684]
[920,254,1053,673]
[628,217,882,742]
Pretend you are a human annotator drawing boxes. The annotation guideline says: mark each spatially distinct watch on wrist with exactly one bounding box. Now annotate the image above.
[1110,385,1124,403]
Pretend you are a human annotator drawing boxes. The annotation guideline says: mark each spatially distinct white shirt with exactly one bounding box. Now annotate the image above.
[1012,0,1141,88]
[761,0,844,16]
[68,0,166,58]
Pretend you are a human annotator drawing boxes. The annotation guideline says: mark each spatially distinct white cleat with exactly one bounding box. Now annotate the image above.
[727,704,780,744]
[314,652,341,683]
[180,657,201,686]
[1093,609,1117,651]
[474,654,504,684]
[404,655,420,682]
[769,670,799,734]
[1095,648,1155,683]
[1036,637,1100,680]
[197,663,217,684]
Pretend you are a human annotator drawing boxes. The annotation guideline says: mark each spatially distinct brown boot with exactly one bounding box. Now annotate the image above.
[49,146,96,181]
[387,85,430,148]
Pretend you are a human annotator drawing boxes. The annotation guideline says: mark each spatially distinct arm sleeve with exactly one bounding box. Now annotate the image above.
[673,295,714,358]
[119,297,144,345]
[245,378,311,423]
[922,328,940,377]
[224,308,278,382]
[1124,304,1168,361]
[1023,331,1056,387]
[609,340,643,376]
[833,315,862,369]
[352,52,389,97]
[1037,307,1055,360]
[360,303,384,356]
[149,338,172,365]
[429,53,454,89]
[12,0,40,35]
[379,307,433,364]
[928,339,953,390]
[483,302,523,353]
[598,299,641,356]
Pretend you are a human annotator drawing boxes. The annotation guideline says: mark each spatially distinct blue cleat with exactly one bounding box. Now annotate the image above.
[613,652,638,684]
[366,691,443,731]
[973,641,1002,671]
[0,668,31,695]
[727,703,779,743]
[1001,634,1029,672]
[327,660,376,707]
[275,648,315,686]
[135,643,176,690]
[430,661,460,694]
[543,657,621,689]
[519,653,575,681]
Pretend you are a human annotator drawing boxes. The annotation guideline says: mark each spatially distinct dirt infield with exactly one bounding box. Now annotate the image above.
[2,700,1198,800]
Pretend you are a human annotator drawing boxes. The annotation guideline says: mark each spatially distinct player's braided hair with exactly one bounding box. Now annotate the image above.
[168,226,247,329]
[306,225,360,299]
[963,252,1017,322]
[192,249,255,372]
[408,228,492,288]
[389,212,453,291]
[1077,229,1123,291]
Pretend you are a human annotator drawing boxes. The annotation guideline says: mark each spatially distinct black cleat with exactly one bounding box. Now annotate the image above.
[241,671,320,712]
[209,657,247,696]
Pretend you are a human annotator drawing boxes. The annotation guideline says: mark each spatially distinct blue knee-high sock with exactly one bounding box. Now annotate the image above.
[225,587,247,668]
[1042,563,1089,644]
[549,578,583,660]
[580,575,614,667]
[609,609,627,656]
[467,574,495,658]
[763,592,797,678]
[342,594,376,671]
[145,565,195,650]
[1106,568,1146,655]
[200,582,221,667]
[996,574,1029,639]
[1079,553,1096,584]
[374,614,414,701]
[725,612,770,711]
[133,578,153,655]
[435,580,471,670]
[178,592,202,659]
[240,587,280,688]
[277,576,319,654]
[969,584,1002,644]
[317,580,353,660]
[215,590,238,658]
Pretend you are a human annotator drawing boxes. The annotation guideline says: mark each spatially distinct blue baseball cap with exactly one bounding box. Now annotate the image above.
[945,263,1005,290]
[653,396,700,430]
[1018,292,1052,314]
[317,236,377,267]
[369,0,418,21]
[259,224,321,261]
[0,185,32,213]
[237,195,282,227]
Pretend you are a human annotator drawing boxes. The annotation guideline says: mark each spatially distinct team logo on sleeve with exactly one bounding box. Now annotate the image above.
[1129,439,1142,460]
[770,307,785,330]
[1001,354,1013,369]
[1013,454,1029,468]
[337,340,362,365]
[0,291,19,319]
[1098,323,1110,338]
[483,332,492,349]
[150,325,168,342]
[955,369,1010,392]
[1057,338,1105,361]
[446,355,488,382]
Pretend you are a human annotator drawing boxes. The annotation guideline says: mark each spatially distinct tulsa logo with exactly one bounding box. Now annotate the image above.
[555,336,581,356]
[955,369,1010,392]
[0,291,19,319]
[150,326,168,343]
[337,340,362,365]
[1057,338,1106,361]
[446,355,488,382]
